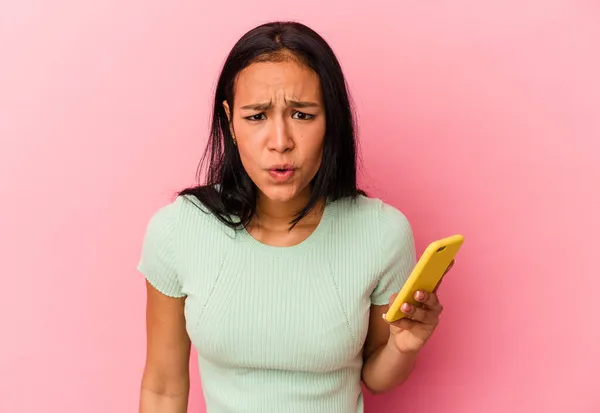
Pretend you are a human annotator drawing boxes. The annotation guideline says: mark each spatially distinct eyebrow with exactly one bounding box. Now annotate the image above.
[240,99,320,111]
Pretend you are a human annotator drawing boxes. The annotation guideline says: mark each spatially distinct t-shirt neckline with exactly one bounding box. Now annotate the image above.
[237,200,334,257]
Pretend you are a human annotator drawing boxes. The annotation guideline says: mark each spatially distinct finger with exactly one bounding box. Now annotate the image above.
[399,302,437,324]
[389,317,416,331]
[414,290,443,312]
[444,259,455,275]
[433,259,455,293]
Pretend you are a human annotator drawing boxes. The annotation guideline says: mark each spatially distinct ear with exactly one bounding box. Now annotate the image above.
[223,100,231,121]
[222,100,235,138]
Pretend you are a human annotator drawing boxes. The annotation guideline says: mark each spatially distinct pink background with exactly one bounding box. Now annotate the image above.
[1,1,599,412]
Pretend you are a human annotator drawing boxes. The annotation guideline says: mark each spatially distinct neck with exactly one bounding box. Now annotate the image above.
[254,189,323,230]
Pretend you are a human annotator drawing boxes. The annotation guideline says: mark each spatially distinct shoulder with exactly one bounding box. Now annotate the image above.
[143,194,235,240]
[142,196,183,237]
[332,195,412,236]
[376,199,413,238]
[367,198,416,304]
[328,195,414,262]
[143,195,193,227]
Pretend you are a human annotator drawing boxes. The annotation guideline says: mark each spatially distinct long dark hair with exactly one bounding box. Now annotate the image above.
[179,21,364,229]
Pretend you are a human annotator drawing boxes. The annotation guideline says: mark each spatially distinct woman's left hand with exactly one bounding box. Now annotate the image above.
[385,261,454,354]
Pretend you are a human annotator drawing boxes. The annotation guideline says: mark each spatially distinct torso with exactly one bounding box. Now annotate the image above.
[141,194,413,412]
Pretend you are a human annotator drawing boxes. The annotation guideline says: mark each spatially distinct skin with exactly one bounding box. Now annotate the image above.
[223,59,327,246]
[139,289,189,413]
[140,58,452,411]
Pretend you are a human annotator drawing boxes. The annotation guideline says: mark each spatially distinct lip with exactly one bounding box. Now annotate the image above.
[267,164,296,183]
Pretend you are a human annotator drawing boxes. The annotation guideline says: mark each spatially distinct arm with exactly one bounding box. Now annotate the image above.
[139,281,191,413]
[362,203,419,393]
[362,202,450,393]
[361,303,419,394]
[362,279,450,394]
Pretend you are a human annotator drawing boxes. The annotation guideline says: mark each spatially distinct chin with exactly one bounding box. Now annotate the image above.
[259,184,302,203]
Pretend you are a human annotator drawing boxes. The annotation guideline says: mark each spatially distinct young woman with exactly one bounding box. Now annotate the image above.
[138,21,450,413]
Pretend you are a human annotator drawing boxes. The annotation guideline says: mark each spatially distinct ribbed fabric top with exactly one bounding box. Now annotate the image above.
[137,194,416,413]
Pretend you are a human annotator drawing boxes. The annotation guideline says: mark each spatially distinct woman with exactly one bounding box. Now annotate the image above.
[138,21,450,413]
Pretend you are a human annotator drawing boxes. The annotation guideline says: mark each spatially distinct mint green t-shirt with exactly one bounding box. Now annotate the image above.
[137,194,416,413]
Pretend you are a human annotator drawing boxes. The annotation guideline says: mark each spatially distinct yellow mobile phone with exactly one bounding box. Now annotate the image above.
[384,234,464,323]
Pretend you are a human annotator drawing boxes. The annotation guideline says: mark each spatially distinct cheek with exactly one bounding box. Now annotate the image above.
[237,145,260,176]
[301,137,325,179]
[234,123,264,166]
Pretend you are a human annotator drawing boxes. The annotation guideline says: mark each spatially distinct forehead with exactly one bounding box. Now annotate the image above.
[234,60,322,104]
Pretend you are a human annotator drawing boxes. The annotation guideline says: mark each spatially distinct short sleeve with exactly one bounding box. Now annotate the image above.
[370,202,417,305]
[137,201,185,298]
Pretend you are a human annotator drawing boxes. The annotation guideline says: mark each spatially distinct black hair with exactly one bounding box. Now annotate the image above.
[179,21,365,229]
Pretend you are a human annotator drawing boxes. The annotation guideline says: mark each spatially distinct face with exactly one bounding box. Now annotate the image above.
[224,59,326,204]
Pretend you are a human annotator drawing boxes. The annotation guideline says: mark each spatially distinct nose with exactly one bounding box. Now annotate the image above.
[267,117,294,153]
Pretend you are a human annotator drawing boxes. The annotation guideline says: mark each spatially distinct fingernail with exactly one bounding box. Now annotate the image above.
[402,303,412,312]
[415,291,425,301]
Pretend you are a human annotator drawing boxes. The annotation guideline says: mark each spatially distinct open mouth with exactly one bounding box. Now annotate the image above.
[269,164,295,172]
[270,168,294,174]
[268,166,295,181]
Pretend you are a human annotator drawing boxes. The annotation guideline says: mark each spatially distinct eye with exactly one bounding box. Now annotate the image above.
[292,111,315,120]
[245,113,266,121]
